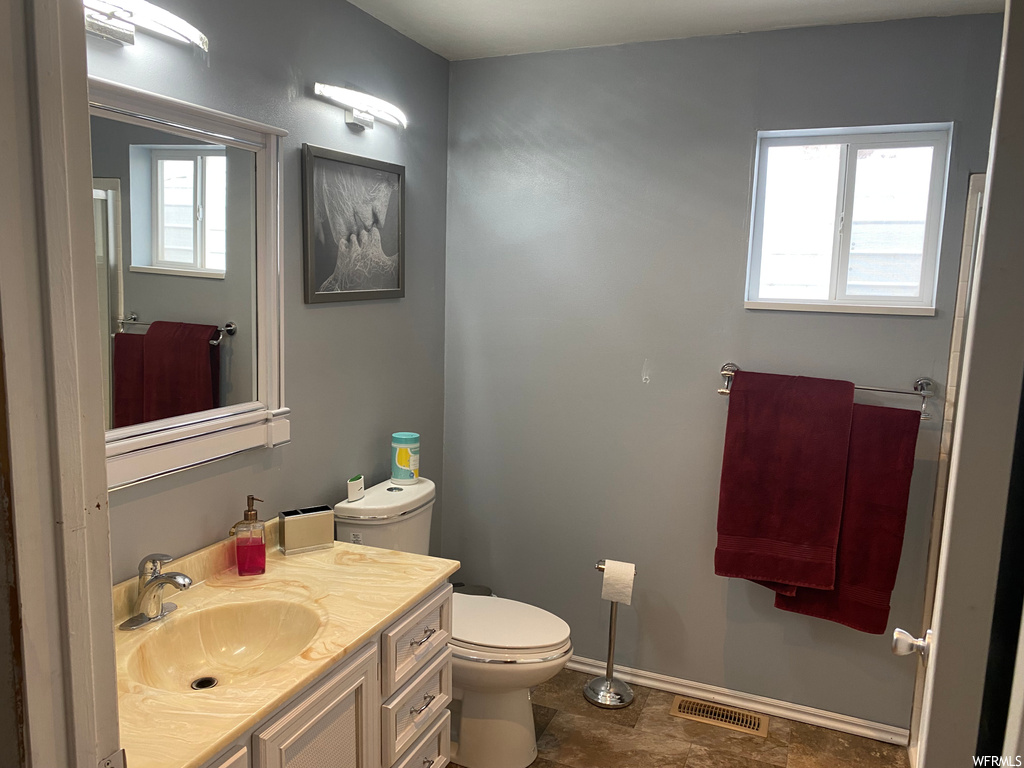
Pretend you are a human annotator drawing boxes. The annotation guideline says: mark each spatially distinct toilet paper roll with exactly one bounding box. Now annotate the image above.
[601,559,635,606]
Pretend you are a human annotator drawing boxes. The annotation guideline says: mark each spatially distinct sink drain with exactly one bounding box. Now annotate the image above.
[190,676,218,691]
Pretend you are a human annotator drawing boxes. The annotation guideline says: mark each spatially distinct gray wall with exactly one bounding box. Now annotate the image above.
[443,15,1002,727]
[90,117,256,409]
[87,0,450,582]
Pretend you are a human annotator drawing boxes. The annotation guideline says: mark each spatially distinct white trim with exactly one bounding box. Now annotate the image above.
[88,76,287,140]
[129,264,225,279]
[0,0,120,764]
[90,77,290,490]
[566,656,910,747]
[757,122,954,140]
[744,301,935,316]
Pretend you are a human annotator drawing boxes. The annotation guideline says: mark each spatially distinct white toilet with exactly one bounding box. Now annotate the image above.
[335,478,572,768]
[450,593,572,768]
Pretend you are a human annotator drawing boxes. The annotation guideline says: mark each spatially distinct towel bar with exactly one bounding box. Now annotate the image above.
[717,363,936,421]
[113,314,237,346]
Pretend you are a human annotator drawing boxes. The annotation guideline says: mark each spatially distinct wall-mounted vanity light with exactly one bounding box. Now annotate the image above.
[313,83,408,130]
[83,0,209,52]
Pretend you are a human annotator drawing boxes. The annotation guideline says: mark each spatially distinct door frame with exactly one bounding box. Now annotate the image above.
[914,1,1024,765]
[0,0,120,765]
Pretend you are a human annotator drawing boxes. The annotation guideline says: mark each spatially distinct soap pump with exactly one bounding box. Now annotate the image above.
[234,495,266,576]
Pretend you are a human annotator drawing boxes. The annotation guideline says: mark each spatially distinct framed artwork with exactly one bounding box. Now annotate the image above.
[302,143,405,303]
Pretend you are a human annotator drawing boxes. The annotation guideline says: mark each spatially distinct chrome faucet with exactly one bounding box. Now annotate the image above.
[119,553,192,631]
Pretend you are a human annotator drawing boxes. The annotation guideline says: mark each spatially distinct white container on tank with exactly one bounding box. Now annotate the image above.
[334,477,435,555]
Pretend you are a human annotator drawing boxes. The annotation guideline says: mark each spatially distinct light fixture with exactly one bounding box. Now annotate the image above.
[314,83,408,130]
[84,0,209,52]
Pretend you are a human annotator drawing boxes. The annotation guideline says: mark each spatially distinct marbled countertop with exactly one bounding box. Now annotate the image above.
[114,528,459,768]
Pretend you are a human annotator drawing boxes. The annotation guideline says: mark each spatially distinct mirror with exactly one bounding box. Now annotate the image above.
[91,115,256,428]
[89,77,290,490]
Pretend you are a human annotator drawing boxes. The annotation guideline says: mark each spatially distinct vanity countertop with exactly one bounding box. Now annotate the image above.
[113,532,459,768]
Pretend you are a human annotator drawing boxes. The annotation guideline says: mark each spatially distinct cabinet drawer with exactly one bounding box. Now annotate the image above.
[381,584,452,698]
[382,647,452,766]
[393,709,450,768]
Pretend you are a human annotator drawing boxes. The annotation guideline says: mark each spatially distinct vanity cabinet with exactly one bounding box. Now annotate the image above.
[209,584,453,768]
[255,643,380,768]
[208,746,248,768]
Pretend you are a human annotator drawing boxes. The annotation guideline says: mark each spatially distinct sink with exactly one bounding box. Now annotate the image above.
[125,600,322,692]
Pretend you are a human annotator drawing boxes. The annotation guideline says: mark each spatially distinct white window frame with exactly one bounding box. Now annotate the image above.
[149,146,227,277]
[745,123,953,316]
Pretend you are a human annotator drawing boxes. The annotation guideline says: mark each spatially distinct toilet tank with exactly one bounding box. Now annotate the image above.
[334,477,435,555]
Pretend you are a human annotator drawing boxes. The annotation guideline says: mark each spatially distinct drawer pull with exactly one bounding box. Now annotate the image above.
[410,627,438,647]
[410,693,436,715]
[422,758,437,767]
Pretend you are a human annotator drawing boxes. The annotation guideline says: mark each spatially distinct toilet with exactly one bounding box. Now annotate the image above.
[450,593,572,768]
[335,478,572,768]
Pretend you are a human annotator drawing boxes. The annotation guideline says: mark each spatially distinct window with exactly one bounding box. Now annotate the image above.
[745,124,951,314]
[151,148,227,275]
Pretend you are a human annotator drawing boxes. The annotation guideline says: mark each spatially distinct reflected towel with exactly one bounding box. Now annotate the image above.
[112,332,145,428]
[774,404,920,634]
[142,321,220,423]
[715,371,855,590]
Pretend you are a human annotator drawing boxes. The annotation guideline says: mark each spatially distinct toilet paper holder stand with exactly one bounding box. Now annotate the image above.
[584,559,636,709]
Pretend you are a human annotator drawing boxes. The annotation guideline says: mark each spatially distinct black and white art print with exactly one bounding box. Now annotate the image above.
[302,144,405,303]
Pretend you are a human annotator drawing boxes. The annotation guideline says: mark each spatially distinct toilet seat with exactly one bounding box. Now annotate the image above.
[451,593,571,659]
[449,637,573,664]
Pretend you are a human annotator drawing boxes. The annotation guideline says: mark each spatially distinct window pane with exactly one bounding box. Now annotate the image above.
[846,146,933,297]
[758,144,842,300]
[203,155,227,272]
[160,159,194,264]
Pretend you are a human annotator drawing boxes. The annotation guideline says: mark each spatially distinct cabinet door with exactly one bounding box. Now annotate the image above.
[255,644,380,768]
[208,746,248,768]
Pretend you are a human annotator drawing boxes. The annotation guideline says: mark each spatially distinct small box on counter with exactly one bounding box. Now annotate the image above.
[278,505,335,555]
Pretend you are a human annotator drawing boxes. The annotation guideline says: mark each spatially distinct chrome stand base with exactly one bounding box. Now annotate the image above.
[583,676,634,709]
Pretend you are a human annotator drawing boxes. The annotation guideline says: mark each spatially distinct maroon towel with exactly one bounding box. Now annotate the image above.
[715,371,855,591]
[774,404,920,634]
[112,332,145,428]
[142,321,220,423]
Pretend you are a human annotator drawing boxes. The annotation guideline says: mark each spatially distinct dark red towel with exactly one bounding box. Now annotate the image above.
[112,332,145,428]
[715,371,855,590]
[774,404,920,634]
[142,321,220,423]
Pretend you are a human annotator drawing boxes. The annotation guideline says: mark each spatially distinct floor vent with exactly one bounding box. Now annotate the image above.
[669,696,769,737]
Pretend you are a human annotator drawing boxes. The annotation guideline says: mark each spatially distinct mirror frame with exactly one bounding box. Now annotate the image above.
[89,77,290,490]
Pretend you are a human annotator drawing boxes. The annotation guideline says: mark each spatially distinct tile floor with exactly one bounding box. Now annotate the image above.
[451,669,910,768]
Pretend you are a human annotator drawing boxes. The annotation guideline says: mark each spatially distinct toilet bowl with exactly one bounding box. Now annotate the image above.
[450,592,572,768]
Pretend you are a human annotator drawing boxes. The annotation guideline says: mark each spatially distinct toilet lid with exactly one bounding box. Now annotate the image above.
[452,593,571,651]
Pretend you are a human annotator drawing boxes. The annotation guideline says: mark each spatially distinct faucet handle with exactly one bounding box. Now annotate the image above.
[138,553,173,578]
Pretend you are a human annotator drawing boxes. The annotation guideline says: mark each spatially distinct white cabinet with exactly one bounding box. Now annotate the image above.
[209,746,248,768]
[255,644,380,768]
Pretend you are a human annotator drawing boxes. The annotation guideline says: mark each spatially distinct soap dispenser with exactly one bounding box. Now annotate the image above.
[234,495,266,576]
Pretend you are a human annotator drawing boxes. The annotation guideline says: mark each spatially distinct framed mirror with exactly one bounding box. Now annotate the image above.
[89,77,290,489]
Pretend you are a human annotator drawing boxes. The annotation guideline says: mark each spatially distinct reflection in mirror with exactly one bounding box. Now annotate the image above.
[90,115,257,430]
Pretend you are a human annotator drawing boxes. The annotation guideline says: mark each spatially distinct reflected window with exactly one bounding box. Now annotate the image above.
[152,149,227,275]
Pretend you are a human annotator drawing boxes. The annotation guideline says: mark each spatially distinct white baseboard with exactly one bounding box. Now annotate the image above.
[565,656,910,746]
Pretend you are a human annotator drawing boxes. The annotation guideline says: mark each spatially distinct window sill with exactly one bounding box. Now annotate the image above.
[744,300,935,317]
[130,265,225,280]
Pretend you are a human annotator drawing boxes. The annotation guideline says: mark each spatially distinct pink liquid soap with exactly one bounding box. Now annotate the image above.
[236,539,266,576]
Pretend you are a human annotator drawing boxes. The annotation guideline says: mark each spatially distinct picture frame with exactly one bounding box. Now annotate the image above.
[302,143,405,303]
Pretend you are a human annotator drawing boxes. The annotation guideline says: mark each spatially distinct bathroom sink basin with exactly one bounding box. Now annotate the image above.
[125,600,322,692]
